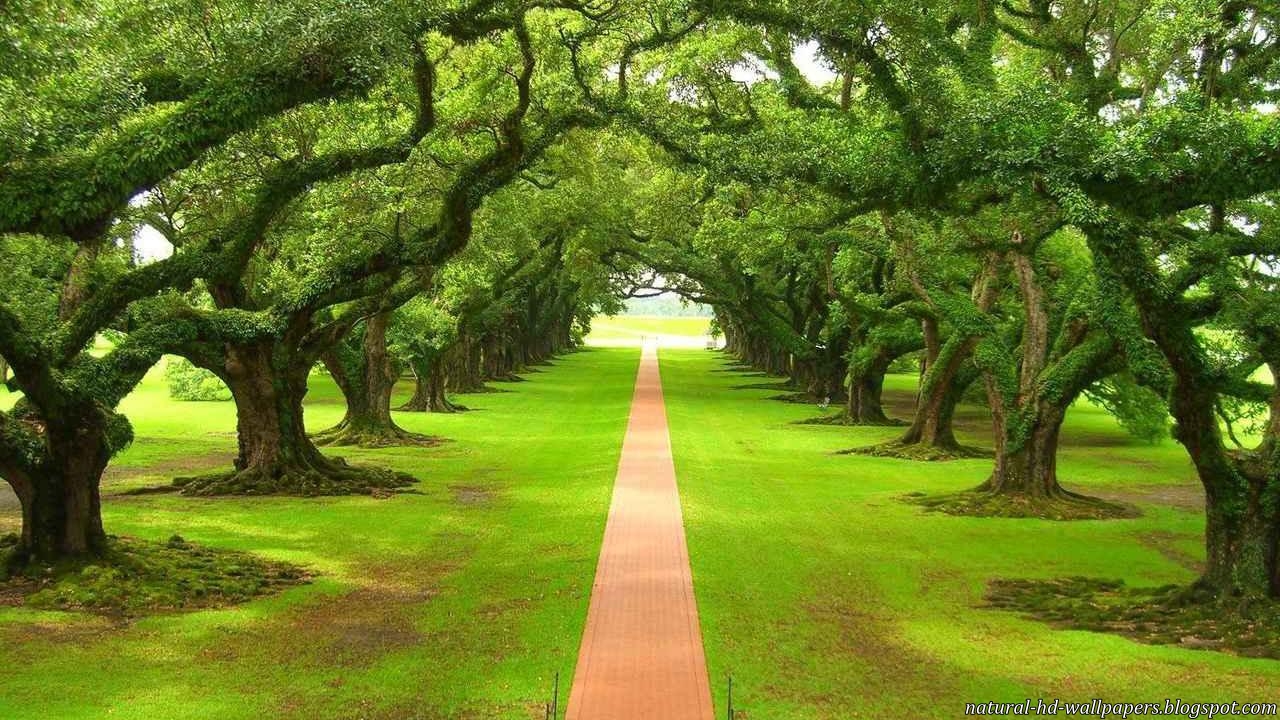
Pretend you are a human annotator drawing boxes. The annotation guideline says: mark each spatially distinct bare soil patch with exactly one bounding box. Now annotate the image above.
[449,485,496,506]
[1092,483,1204,513]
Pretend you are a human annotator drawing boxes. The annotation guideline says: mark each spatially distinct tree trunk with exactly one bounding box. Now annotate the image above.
[400,366,430,412]
[230,344,332,481]
[1201,467,1279,600]
[897,362,975,449]
[174,341,414,495]
[2,424,109,564]
[962,248,1130,517]
[399,356,460,413]
[977,404,1067,496]
[1176,384,1279,600]
[463,338,486,389]
[483,335,519,380]
[0,354,8,385]
[1086,224,1280,596]
[769,347,788,376]
[845,349,893,424]
[790,356,817,392]
[440,335,486,393]
[315,312,428,446]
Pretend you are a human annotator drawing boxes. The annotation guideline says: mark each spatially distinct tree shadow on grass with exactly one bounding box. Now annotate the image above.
[986,577,1280,659]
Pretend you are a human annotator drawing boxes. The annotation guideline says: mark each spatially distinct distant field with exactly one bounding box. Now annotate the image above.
[586,315,712,346]
[1256,364,1274,384]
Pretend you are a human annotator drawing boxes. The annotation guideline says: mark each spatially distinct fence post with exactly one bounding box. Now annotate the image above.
[727,675,734,720]
[545,671,561,720]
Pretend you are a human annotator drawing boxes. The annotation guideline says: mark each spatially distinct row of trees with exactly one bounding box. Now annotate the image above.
[1,0,1277,610]
[0,0,647,564]
[578,0,1279,604]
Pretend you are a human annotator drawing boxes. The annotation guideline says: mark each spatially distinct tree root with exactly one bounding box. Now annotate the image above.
[986,577,1280,658]
[904,488,1140,520]
[173,457,416,496]
[797,412,905,427]
[842,440,989,461]
[396,399,469,413]
[312,422,445,449]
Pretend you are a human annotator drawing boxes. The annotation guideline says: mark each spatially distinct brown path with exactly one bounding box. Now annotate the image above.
[566,343,715,720]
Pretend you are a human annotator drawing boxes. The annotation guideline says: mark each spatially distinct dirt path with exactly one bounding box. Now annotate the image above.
[566,343,715,720]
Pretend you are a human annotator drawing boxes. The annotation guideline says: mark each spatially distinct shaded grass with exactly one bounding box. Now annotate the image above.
[987,578,1280,659]
[660,350,1279,720]
[0,348,638,719]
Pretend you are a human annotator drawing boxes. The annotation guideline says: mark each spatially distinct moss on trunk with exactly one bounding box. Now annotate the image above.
[2,423,110,566]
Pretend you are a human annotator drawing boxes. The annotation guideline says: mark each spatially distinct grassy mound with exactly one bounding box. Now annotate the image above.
[797,412,905,427]
[312,424,446,449]
[987,577,1280,659]
[0,535,308,616]
[842,440,989,461]
[905,489,1140,520]
[174,459,416,496]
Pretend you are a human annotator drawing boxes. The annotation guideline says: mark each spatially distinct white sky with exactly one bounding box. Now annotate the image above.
[792,41,838,85]
[133,223,172,263]
[129,191,172,263]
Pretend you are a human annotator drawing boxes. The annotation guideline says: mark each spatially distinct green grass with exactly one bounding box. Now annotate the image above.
[586,314,711,341]
[0,349,638,719]
[661,349,1280,719]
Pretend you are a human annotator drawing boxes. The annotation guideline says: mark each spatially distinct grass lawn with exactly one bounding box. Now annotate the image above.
[0,348,638,719]
[661,349,1280,719]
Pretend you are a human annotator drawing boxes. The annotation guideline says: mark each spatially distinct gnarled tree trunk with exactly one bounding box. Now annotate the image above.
[868,255,1002,460]
[1086,223,1280,598]
[957,249,1129,518]
[859,327,979,458]
[174,340,413,495]
[1176,380,1279,601]
[1,418,110,564]
[976,403,1067,496]
[316,312,431,447]
[845,348,893,424]
[897,360,976,451]
[399,355,460,413]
